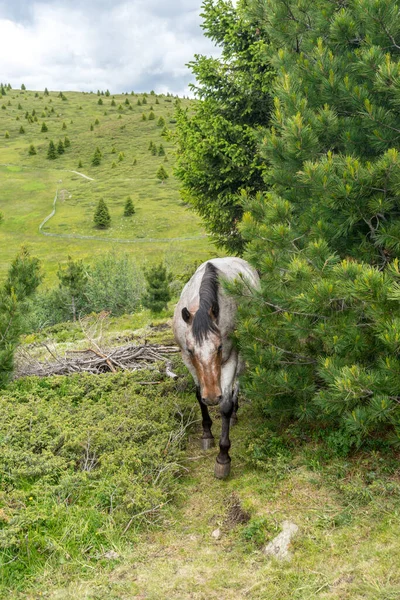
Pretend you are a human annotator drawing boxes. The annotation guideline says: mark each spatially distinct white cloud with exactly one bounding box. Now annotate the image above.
[0,0,219,95]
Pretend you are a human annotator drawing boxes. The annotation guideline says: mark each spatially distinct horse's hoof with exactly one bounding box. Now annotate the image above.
[214,460,231,479]
[230,414,238,427]
[201,437,215,450]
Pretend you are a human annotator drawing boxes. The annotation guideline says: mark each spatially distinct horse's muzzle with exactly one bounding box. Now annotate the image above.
[202,396,222,407]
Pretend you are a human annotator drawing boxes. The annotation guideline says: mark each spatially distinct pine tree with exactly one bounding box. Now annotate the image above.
[143,263,171,313]
[57,139,65,154]
[64,136,70,148]
[57,256,88,322]
[0,247,41,387]
[98,97,103,105]
[28,144,36,155]
[19,126,25,134]
[158,144,165,156]
[21,83,26,90]
[137,99,142,106]
[229,0,400,446]
[148,111,155,120]
[156,165,169,183]
[157,116,165,127]
[95,118,99,125]
[47,140,57,159]
[44,87,49,96]
[91,147,102,166]
[90,123,94,131]
[4,131,9,139]
[78,159,83,168]
[62,121,67,130]
[125,98,130,105]
[94,198,111,228]
[124,196,135,216]
[118,152,124,162]
[41,121,48,132]
[142,113,147,121]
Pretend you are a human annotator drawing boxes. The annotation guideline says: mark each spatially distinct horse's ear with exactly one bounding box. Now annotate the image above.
[209,301,219,321]
[182,307,192,324]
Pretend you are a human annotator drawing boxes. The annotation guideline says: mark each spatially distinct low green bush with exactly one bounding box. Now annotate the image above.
[0,372,191,589]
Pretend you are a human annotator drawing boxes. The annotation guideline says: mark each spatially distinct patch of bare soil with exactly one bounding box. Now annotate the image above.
[224,492,250,529]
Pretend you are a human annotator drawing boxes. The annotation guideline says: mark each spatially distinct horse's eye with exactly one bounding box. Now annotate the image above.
[187,348,194,356]
[217,345,222,353]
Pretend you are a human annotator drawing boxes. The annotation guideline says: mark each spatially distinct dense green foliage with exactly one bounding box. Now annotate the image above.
[231,0,400,446]
[29,253,146,328]
[175,0,274,254]
[143,263,171,313]
[0,372,191,589]
[0,247,41,387]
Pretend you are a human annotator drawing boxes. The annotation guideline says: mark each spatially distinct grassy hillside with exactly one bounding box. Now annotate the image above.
[0,88,217,283]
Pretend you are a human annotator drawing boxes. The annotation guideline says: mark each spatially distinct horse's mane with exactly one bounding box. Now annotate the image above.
[192,262,219,343]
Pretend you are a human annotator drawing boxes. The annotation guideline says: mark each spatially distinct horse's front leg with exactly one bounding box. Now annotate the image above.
[214,398,233,479]
[230,381,239,426]
[196,386,214,449]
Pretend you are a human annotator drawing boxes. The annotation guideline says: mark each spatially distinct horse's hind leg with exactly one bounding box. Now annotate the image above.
[196,386,214,449]
[230,381,239,427]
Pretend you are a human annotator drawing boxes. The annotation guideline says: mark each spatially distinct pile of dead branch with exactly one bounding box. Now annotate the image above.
[15,342,180,378]
[14,313,180,379]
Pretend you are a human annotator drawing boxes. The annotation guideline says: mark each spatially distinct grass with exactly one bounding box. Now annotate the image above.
[0,88,218,283]
[2,317,400,599]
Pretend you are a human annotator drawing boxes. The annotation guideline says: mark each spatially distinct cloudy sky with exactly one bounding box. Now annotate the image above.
[0,0,219,96]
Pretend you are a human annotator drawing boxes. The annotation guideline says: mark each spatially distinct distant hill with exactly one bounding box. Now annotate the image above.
[0,87,215,282]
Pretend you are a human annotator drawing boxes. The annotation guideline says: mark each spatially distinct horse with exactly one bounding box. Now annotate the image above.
[173,257,260,479]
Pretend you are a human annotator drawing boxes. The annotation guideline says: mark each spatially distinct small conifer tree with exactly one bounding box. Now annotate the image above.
[118,152,124,162]
[111,98,116,106]
[57,139,65,154]
[125,98,130,105]
[64,136,70,147]
[21,84,26,90]
[28,144,37,156]
[142,97,147,105]
[157,116,165,127]
[148,111,155,120]
[142,113,147,121]
[158,144,165,156]
[91,147,102,166]
[143,263,171,313]
[41,121,48,132]
[47,140,57,159]
[137,99,142,106]
[111,146,116,154]
[78,159,83,168]
[44,87,49,96]
[95,118,99,125]
[94,198,111,228]
[156,165,169,183]
[98,97,103,105]
[4,131,9,139]
[90,123,94,131]
[62,121,67,130]
[19,126,25,134]
[124,197,135,216]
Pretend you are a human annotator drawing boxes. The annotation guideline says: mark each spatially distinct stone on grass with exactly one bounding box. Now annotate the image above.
[264,520,298,561]
[211,528,221,540]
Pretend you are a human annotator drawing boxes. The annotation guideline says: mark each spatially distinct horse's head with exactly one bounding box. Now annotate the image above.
[181,305,223,406]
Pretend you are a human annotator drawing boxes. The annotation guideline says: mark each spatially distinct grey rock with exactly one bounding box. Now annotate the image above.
[264,520,298,560]
[211,528,221,540]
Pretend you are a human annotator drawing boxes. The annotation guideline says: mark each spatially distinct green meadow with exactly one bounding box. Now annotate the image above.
[0,88,217,283]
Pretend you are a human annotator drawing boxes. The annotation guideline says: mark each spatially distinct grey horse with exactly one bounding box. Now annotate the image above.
[173,257,259,478]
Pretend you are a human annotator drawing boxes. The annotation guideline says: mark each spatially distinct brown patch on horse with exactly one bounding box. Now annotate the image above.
[190,351,222,403]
